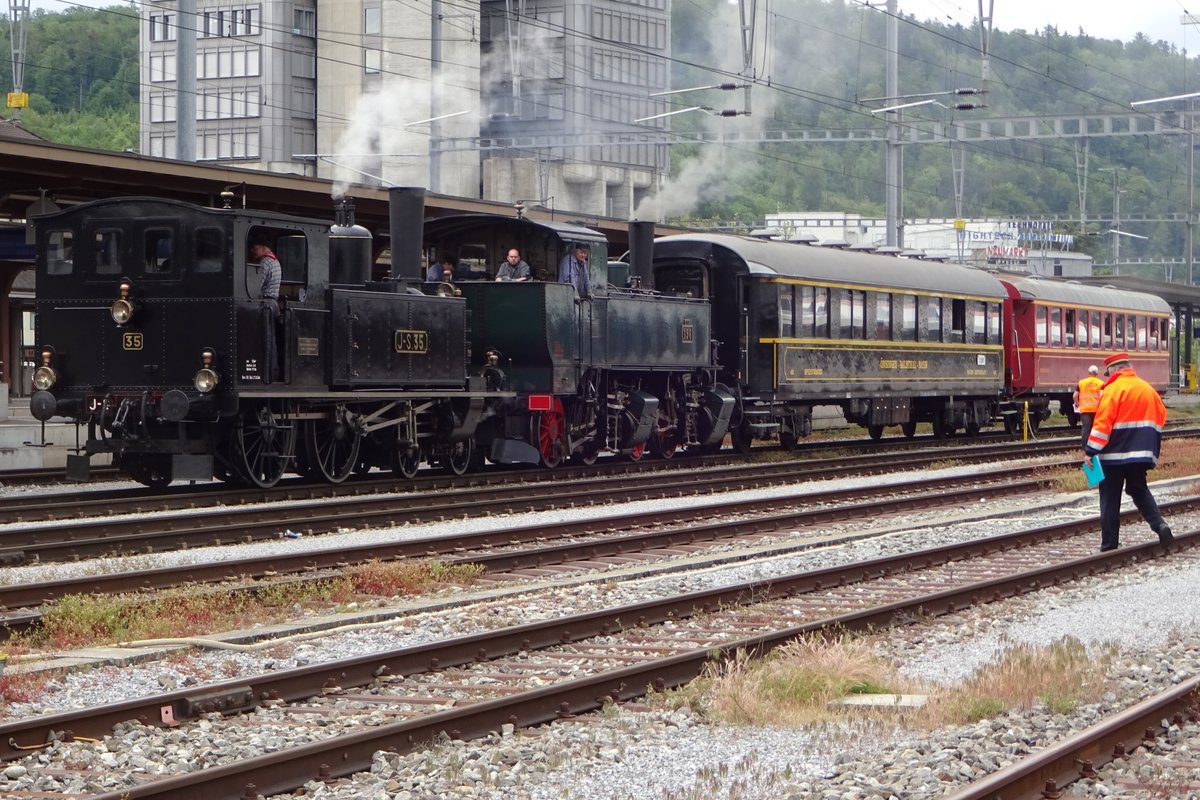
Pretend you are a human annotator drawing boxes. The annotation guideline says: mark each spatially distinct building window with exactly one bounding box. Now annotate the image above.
[149,52,176,82]
[364,6,381,34]
[293,49,316,78]
[149,13,175,42]
[197,46,260,79]
[149,91,176,123]
[364,49,381,74]
[294,7,315,37]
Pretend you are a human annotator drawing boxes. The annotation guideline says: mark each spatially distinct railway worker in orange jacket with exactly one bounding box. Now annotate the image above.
[1072,364,1103,445]
[1083,352,1173,552]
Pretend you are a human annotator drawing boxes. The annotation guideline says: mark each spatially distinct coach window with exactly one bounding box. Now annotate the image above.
[1091,312,1102,348]
[838,289,865,339]
[1049,307,1062,346]
[779,286,794,337]
[194,227,224,273]
[799,285,814,337]
[972,301,988,345]
[1102,314,1112,348]
[927,297,942,342]
[875,292,891,340]
[1115,314,1125,349]
[900,295,917,341]
[46,230,74,275]
[144,228,173,273]
[949,299,966,343]
[1064,309,1076,347]
[988,302,1001,344]
[1075,309,1088,347]
[1035,305,1047,346]
[814,287,829,338]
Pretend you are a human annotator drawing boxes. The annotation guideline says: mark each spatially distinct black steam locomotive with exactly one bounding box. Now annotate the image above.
[29,189,734,487]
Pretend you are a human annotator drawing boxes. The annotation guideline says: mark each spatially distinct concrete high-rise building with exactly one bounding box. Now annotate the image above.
[477,0,670,218]
[140,1,318,171]
[139,0,667,216]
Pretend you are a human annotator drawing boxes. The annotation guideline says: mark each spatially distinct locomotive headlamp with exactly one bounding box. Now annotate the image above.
[111,281,134,325]
[32,348,57,391]
[193,348,220,393]
[435,282,461,298]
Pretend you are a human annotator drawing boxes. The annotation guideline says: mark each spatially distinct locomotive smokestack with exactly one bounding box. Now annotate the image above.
[628,220,655,290]
[387,186,426,280]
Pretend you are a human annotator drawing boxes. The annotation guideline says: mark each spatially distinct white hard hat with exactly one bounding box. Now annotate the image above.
[1088,365,1099,375]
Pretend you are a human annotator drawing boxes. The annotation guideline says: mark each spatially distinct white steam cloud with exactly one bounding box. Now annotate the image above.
[633,1,779,223]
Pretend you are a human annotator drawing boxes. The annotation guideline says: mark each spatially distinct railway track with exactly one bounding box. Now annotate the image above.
[3,421,1177,520]
[0,461,1059,630]
[948,680,1200,800]
[0,506,1192,798]
[0,435,1095,533]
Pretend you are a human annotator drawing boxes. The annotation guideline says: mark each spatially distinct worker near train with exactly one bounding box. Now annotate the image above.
[496,248,531,282]
[559,245,590,297]
[1083,352,1173,552]
[249,241,282,381]
[1072,364,1103,444]
[428,254,457,283]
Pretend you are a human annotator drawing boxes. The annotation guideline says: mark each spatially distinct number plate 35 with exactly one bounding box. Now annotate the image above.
[122,332,144,350]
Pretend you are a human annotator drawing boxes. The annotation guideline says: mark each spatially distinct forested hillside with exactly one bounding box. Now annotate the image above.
[0,4,138,150]
[1,0,1196,262]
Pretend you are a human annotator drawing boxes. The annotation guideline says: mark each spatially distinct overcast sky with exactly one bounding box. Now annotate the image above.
[19,0,1200,55]
[899,0,1200,52]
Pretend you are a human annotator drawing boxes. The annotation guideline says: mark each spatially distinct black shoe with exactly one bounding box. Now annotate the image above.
[1100,543,1120,552]
[1157,525,1174,546]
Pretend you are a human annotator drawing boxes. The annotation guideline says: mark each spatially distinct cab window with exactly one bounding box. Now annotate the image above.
[195,227,224,273]
[46,230,74,275]
[144,228,173,273]
[95,229,123,275]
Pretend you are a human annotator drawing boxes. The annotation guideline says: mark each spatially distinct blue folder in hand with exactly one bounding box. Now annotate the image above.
[1082,457,1105,488]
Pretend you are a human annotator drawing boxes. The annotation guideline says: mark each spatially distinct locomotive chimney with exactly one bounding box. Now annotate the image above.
[628,220,655,290]
[387,186,426,280]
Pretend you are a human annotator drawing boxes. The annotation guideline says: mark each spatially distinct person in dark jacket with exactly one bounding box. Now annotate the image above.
[1083,352,1172,552]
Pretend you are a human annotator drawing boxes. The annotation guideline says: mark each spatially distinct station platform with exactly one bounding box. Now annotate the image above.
[0,394,93,471]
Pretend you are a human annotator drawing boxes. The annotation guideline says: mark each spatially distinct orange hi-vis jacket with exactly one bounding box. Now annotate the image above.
[1084,367,1166,466]
[1076,375,1103,413]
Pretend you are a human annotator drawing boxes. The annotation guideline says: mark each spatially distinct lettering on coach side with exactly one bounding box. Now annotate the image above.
[122,332,144,350]
[879,358,928,370]
[394,329,430,354]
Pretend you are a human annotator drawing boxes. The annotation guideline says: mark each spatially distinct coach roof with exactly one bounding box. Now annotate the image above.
[998,274,1171,314]
[653,233,1008,299]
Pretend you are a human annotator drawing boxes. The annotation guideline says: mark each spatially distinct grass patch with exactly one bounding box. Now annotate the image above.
[702,637,914,726]
[1048,436,1200,493]
[694,634,1113,731]
[926,637,1115,725]
[346,559,484,596]
[8,559,483,652]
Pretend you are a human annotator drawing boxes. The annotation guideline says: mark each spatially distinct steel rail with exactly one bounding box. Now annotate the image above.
[2,518,1190,765]
[947,678,1200,800]
[0,435,1096,524]
[68,535,1196,799]
[0,440,1086,567]
[0,466,1049,612]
